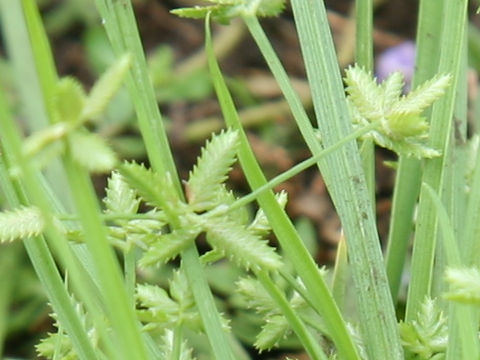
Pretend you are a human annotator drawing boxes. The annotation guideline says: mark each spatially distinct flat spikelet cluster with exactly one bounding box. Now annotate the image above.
[171,0,286,24]
[345,65,451,158]
[118,129,283,272]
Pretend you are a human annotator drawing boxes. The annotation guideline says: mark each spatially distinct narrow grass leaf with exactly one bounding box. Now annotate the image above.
[206,14,359,360]
[384,0,445,302]
[291,0,402,358]
[405,0,468,321]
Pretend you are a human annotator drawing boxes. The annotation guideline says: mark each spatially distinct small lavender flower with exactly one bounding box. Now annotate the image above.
[376,41,416,92]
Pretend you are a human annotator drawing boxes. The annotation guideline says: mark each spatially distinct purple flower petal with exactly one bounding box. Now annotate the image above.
[376,41,416,91]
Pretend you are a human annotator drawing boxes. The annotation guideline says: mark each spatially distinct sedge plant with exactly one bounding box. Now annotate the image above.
[0,0,479,359]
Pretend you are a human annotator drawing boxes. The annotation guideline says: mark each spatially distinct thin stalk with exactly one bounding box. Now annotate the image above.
[385,0,444,303]
[242,16,330,184]
[206,16,360,360]
[230,121,378,212]
[3,1,150,357]
[0,244,19,357]
[0,93,98,360]
[93,0,178,185]
[62,155,149,360]
[94,2,235,358]
[355,0,373,70]
[464,139,480,266]
[355,0,375,206]
[331,234,348,312]
[1,0,73,209]
[423,184,479,359]
[256,271,328,360]
[290,1,402,358]
[172,324,183,360]
[124,248,137,307]
[405,0,468,321]
[0,160,21,358]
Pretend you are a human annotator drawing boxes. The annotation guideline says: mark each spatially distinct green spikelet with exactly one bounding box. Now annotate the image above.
[344,65,451,158]
[186,129,239,211]
[205,217,282,271]
[0,206,45,242]
[103,171,140,216]
[82,54,131,121]
[171,0,286,24]
[444,267,480,305]
[398,297,447,359]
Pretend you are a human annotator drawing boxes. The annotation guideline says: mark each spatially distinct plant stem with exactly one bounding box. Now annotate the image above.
[256,270,328,360]
[355,0,375,206]
[290,0,402,358]
[405,0,468,321]
[0,89,99,360]
[94,2,235,358]
[423,184,479,359]
[206,16,360,360]
[385,0,444,304]
[230,122,378,212]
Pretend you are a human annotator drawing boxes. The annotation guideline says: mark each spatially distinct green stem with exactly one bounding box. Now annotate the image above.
[124,248,137,308]
[93,0,179,185]
[63,154,148,360]
[355,0,375,207]
[0,91,98,360]
[331,235,348,313]
[172,323,183,360]
[206,15,360,360]
[405,0,468,321]
[181,248,236,360]
[94,2,235,358]
[385,0,444,304]
[290,0,402,358]
[230,122,378,212]
[423,184,479,359]
[0,244,20,357]
[2,0,74,209]
[256,271,328,360]
[355,0,373,70]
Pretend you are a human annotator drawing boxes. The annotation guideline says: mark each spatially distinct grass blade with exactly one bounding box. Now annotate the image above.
[206,14,360,360]
[290,0,402,358]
